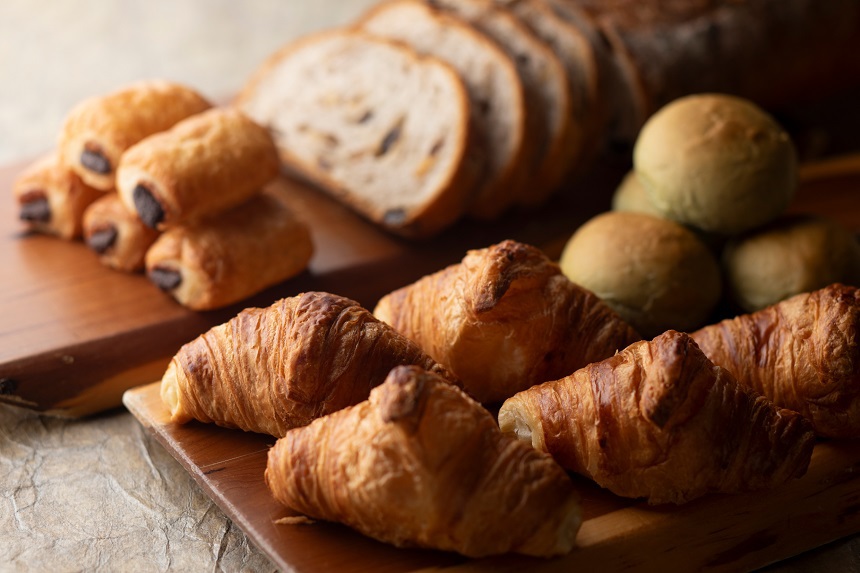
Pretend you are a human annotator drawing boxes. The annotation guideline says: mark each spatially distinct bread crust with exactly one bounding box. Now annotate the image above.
[58,80,212,190]
[374,239,641,402]
[82,193,160,272]
[358,0,530,220]
[116,107,280,230]
[144,191,313,310]
[160,293,457,436]
[266,365,581,557]
[13,152,102,240]
[499,330,816,505]
[236,30,478,238]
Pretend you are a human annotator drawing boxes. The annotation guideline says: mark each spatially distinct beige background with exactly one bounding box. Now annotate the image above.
[1,1,859,571]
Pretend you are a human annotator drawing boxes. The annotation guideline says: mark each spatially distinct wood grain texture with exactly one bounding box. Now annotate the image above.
[3,147,859,417]
[0,157,625,416]
[124,381,860,572]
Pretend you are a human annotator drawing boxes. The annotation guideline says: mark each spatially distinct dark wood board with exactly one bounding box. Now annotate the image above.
[0,157,626,416]
[124,381,860,572]
[2,145,858,417]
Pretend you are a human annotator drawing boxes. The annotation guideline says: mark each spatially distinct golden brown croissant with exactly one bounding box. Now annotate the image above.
[160,292,457,437]
[374,239,641,403]
[691,283,860,438]
[266,365,582,558]
[498,330,815,505]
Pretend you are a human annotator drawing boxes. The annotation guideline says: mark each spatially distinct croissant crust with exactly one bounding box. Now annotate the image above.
[499,331,815,505]
[375,239,641,403]
[266,365,582,557]
[160,292,456,436]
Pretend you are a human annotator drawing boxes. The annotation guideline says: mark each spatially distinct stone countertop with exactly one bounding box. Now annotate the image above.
[1,1,860,571]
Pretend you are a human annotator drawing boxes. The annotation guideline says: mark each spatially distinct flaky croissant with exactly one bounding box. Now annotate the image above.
[499,331,815,505]
[266,365,582,558]
[692,283,860,438]
[374,240,641,403]
[160,292,456,437]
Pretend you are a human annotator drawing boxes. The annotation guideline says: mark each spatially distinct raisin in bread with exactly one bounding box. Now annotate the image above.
[235,30,479,238]
[429,0,572,205]
[358,0,531,220]
[496,0,602,178]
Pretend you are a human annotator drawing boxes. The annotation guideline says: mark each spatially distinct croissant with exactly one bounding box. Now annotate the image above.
[160,292,457,437]
[266,365,582,558]
[498,331,815,505]
[374,240,641,403]
[691,283,860,438]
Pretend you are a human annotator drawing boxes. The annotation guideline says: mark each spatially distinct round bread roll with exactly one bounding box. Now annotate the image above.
[560,211,722,338]
[634,93,798,235]
[723,214,860,312]
[611,171,663,217]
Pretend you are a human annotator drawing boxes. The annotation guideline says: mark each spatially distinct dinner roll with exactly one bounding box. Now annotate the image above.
[611,171,663,217]
[560,211,722,338]
[634,94,798,235]
[723,214,860,312]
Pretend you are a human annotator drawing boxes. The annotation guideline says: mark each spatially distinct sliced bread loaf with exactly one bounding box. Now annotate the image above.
[235,30,478,239]
[358,0,530,220]
[497,0,602,179]
[429,0,572,206]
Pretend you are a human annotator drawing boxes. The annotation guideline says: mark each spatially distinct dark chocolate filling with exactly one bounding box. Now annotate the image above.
[20,196,51,223]
[86,226,118,254]
[149,266,182,291]
[133,184,165,229]
[80,148,112,174]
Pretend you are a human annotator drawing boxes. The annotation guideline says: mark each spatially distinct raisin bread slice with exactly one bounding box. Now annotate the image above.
[497,0,602,178]
[429,0,572,206]
[358,0,530,220]
[235,30,479,238]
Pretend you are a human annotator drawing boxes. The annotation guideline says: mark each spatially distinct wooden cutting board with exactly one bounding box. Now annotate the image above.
[2,150,858,417]
[0,157,625,417]
[124,381,860,572]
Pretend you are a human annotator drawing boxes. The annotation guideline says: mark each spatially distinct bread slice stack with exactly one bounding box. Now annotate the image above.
[237,0,860,238]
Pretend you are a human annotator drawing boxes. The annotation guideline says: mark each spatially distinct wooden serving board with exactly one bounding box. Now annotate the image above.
[2,150,858,417]
[124,381,860,572]
[0,157,625,417]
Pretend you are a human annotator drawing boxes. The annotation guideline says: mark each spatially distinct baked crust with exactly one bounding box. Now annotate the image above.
[266,365,581,557]
[58,80,211,190]
[692,284,860,438]
[144,191,313,310]
[499,330,816,505]
[116,107,280,230]
[160,293,457,436]
[374,239,641,402]
[13,152,102,240]
[82,193,160,272]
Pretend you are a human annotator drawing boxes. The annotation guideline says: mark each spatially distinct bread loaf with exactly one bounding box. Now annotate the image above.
[358,0,531,220]
[431,0,573,204]
[236,30,479,238]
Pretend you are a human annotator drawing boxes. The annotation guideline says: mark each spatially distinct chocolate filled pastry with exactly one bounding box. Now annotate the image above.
[117,107,280,230]
[160,293,458,437]
[58,80,212,190]
[143,191,312,310]
[692,284,860,438]
[498,331,815,505]
[266,365,581,557]
[13,153,102,240]
[374,240,641,403]
[82,193,160,272]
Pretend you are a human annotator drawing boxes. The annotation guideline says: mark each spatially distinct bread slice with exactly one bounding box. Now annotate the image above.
[235,30,478,238]
[429,0,572,206]
[544,0,647,147]
[498,0,602,178]
[358,0,530,220]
